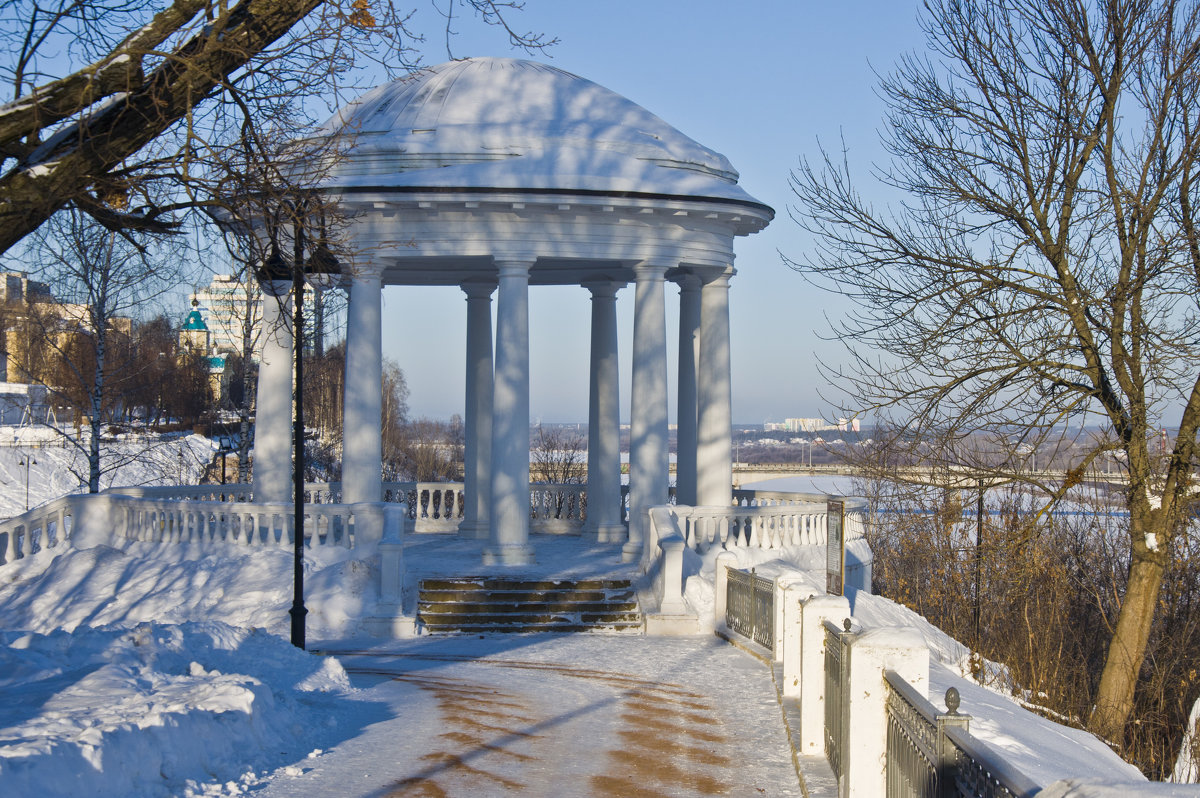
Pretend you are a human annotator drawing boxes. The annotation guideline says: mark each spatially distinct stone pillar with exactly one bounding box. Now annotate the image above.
[253,280,293,503]
[485,257,535,565]
[460,281,495,540]
[624,261,671,563]
[342,264,384,504]
[675,273,701,507]
[697,269,734,507]
[583,281,625,542]
[845,629,930,798]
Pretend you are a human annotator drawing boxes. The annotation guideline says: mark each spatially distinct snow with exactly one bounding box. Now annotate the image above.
[0,430,213,520]
[1175,697,1200,783]
[317,58,769,209]
[0,622,352,797]
[0,440,1190,794]
[741,474,860,496]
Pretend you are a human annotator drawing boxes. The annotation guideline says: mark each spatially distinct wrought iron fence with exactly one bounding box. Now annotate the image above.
[884,670,1040,798]
[724,566,775,651]
[824,618,855,783]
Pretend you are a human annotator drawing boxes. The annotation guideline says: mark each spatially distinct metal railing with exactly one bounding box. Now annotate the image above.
[724,566,775,651]
[824,618,856,784]
[883,670,1040,798]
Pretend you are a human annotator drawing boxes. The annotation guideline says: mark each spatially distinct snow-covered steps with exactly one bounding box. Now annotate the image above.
[416,577,643,634]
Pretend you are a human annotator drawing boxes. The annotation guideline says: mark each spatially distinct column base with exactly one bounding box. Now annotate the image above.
[585,523,627,544]
[457,520,491,540]
[482,543,536,566]
[620,540,641,563]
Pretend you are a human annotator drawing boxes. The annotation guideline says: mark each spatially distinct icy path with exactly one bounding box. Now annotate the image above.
[256,634,802,797]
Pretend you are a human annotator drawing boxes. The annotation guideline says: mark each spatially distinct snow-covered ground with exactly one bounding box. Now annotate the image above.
[0,428,213,520]
[0,450,1195,795]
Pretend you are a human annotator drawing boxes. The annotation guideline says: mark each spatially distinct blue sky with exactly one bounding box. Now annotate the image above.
[372,1,927,423]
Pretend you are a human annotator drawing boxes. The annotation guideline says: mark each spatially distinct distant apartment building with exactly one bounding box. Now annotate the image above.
[0,271,133,385]
[188,274,328,362]
[764,416,860,433]
[189,274,264,360]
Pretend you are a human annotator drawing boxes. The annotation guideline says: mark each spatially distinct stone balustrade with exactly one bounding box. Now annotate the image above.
[0,493,400,564]
[668,503,865,552]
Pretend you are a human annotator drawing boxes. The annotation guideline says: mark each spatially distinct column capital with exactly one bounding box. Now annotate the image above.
[674,272,703,292]
[461,280,497,299]
[258,278,292,298]
[582,280,624,299]
[697,264,735,286]
[633,260,672,280]
[493,255,536,277]
[347,261,385,282]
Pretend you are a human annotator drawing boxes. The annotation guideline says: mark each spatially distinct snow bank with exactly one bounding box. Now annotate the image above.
[0,432,214,520]
[1040,781,1200,797]
[0,622,354,797]
[1174,696,1200,783]
[0,541,378,638]
[681,540,1146,787]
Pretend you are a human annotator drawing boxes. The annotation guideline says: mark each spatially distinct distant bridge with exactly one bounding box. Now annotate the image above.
[729,462,1134,488]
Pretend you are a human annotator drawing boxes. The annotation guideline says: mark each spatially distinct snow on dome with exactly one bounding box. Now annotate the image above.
[315,57,765,206]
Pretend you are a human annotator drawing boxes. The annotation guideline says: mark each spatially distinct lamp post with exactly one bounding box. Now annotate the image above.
[18,455,35,510]
[262,200,340,651]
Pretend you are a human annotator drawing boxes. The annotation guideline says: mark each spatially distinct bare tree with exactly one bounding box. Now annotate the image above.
[16,205,184,491]
[790,0,1200,744]
[0,0,554,254]
[530,424,586,484]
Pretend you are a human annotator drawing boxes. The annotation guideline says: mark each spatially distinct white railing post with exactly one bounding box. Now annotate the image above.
[379,504,406,603]
[72,494,115,550]
[774,575,821,665]
[844,628,930,798]
[657,533,687,615]
[781,580,819,698]
[713,550,738,629]
[798,594,852,756]
[351,502,385,549]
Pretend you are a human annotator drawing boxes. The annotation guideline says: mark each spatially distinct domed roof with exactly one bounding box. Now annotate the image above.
[182,308,207,332]
[316,58,766,208]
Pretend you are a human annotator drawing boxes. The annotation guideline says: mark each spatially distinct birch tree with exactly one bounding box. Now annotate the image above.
[24,207,182,491]
[790,0,1200,745]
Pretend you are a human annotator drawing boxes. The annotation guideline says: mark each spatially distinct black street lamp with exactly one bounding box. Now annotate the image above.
[260,202,340,651]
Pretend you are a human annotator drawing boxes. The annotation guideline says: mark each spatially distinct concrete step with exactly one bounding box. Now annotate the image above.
[420,577,631,592]
[416,577,643,634]
[419,589,634,604]
[419,600,639,615]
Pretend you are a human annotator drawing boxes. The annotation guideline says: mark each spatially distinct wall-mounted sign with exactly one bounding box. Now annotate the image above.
[827,499,845,596]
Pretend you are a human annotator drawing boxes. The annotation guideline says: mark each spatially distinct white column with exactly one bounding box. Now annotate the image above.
[697,269,733,507]
[675,273,701,507]
[484,257,535,565]
[624,261,671,562]
[341,263,384,504]
[583,281,624,542]
[252,279,293,503]
[459,281,495,540]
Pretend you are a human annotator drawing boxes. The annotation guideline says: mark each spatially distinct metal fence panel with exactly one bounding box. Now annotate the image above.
[724,567,776,653]
[751,571,774,650]
[885,672,940,797]
[824,620,847,781]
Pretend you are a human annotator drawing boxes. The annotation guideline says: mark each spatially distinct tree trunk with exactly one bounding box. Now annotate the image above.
[1088,525,1167,743]
[89,333,105,494]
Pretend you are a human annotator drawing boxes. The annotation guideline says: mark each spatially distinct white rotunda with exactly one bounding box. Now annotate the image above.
[252,57,773,565]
